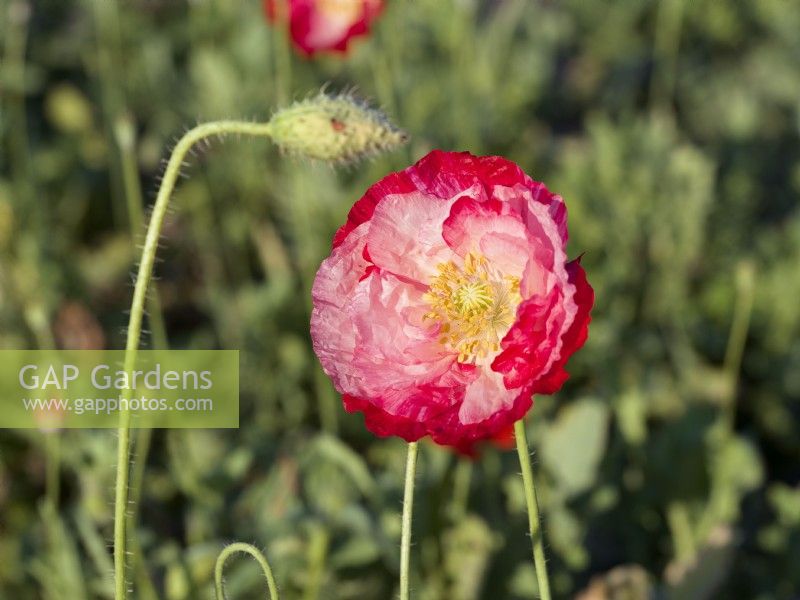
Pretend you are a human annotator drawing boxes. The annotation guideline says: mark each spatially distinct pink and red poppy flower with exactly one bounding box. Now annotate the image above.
[264,0,384,56]
[311,151,593,453]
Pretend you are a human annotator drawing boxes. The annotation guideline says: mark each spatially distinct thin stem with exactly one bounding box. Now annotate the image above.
[302,526,329,600]
[114,116,169,350]
[697,260,757,542]
[379,0,412,166]
[90,0,128,229]
[450,0,480,150]
[289,171,339,433]
[215,542,279,600]
[128,426,158,600]
[95,4,167,590]
[650,0,685,112]
[274,0,292,105]
[514,419,551,600]
[113,120,274,600]
[667,501,696,561]
[5,0,33,192]
[114,412,132,600]
[399,441,418,600]
[5,1,56,345]
[115,115,164,600]
[449,458,472,521]
[721,260,756,431]
[44,431,60,510]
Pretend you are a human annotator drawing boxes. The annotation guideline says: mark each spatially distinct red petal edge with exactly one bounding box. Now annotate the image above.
[492,258,593,394]
[333,150,563,249]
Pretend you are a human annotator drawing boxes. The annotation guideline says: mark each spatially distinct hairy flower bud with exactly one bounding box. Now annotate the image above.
[268,92,408,163]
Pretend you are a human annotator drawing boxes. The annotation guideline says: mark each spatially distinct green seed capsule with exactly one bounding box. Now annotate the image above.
[268,92,408,163]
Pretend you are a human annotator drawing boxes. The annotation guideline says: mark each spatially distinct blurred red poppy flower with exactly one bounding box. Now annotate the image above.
[311,151,593,453]
[264,0,384,56]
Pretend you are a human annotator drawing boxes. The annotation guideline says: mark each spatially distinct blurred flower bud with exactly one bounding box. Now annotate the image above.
[53,301,106,350]
[45,83,94,134]
[0,190,13,251]
[268,92,407,163]
[34,394,66,434]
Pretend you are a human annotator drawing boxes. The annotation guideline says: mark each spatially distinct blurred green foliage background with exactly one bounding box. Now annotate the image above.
[1,0,799,598]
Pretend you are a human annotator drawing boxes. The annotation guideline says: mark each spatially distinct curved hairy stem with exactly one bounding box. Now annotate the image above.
[215,542,279,600]
[514,419,551,600]
[114,121,274,600]
[399,441,418,600]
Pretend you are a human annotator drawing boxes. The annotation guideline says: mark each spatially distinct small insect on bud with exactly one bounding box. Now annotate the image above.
[267,92,408,163]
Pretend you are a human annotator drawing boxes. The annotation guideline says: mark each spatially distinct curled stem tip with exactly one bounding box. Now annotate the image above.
[215,542,279,600]
[114,120,273,600]
[114,95,408,599]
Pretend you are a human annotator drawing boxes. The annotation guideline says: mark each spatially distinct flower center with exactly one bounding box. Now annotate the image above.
[424,252,521,364]
[316,0,363,24]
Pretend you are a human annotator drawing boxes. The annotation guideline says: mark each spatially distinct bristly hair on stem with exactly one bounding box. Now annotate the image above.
[268,90,409,165]
[113,91,407,599]
[215,542,279,600]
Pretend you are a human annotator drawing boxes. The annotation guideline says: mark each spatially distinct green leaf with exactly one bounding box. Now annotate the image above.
[541,398,610,498]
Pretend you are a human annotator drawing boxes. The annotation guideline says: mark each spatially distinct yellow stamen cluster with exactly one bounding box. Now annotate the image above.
[424,252,521,364]
[318,0,363,22]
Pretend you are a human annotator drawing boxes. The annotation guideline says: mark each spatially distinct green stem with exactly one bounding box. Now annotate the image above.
[449,458,472,521]
[114,116,169,350]
[115,113,166,600]
[289,169,338,433]
[514,419,551,600]
[697,260,757,542]
[399,441,418,600]
[5,1,55,344]
[650,0,685,112]
[114,120,274,600]
[721,260,756,431]
[450,0,479,150]
[90,0,128,229]
[667,501,696,561]
[128,426,158,600]
[379,1,412,166]
[215,542,279,600]
[4,0,33,194]
[44,431,60,510]
[302,526,329,600]
[114,411,132,600]
[274,0,293,105]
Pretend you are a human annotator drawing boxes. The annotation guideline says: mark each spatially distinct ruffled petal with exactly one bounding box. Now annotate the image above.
[492,258,593,394]
[332,170,417,249]
[343,394,428,442]
[531,258,593,393]
[349,269,461,397]
[442,196,534,280]
[365,191,458,283]
[457,368,517,424]
[429,382,534,455]
[405,150,493,200]
[310,222,371,391]
[345,372,533,457]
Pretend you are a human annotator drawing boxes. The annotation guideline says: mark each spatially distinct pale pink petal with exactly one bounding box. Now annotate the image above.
[457,368,517,425]
[349,269,463,397]
[365,192,458,283]
[311,222,371,390]
[442,196,535,280]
